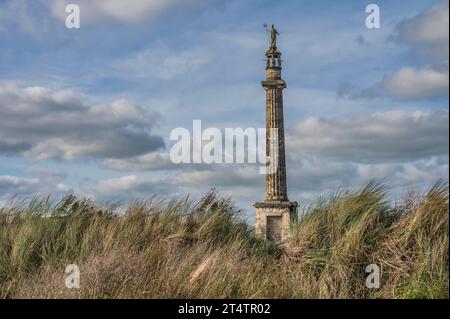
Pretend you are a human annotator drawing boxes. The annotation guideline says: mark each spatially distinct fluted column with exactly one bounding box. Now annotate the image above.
[262,48,288,202]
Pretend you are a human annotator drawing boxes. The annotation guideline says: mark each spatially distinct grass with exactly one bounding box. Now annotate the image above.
[0,181,448,299]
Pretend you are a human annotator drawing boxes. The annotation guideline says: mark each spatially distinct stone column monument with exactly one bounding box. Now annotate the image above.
[254,25,298,241]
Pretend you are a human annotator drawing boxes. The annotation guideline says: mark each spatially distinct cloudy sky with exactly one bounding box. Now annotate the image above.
[0,0,448,221]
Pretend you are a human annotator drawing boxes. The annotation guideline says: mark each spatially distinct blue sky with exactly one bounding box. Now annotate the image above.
[0,0,448,221]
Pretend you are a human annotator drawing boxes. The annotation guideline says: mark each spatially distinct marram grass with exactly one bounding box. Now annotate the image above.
[0,182,448,299]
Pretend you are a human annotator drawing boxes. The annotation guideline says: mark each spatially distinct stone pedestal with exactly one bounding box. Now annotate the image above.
[254,201,298,241]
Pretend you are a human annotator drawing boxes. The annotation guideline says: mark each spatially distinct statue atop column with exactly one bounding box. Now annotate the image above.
[266,24,279,50]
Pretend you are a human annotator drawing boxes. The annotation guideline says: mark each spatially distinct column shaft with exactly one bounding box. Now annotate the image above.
[265,86,287,201]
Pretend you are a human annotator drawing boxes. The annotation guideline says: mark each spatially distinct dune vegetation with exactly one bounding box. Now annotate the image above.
[0,181,448,299]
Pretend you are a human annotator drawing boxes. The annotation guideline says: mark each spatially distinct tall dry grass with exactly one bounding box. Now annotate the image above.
[0,182,448,298]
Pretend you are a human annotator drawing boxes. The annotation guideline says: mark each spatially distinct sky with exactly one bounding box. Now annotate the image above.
[0,0,448,222]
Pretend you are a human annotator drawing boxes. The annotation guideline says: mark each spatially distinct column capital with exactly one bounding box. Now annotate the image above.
[262,79,286,89]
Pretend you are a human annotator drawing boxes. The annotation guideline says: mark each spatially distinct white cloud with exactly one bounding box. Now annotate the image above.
[0,82,164,160]
[170,165,260,188]
[287,110,449,163]
[80,175,174,201]
[382,65,449,100]
[102,151,213,172]
[93,175,139,193]
[340,2,449,101]
[0,171,72,201]
[283,158,448,203]
[0,176,39,196]
[49,0,206,24]
[103,153,176,171]
[388,1,449,100]
[396,1,449,58]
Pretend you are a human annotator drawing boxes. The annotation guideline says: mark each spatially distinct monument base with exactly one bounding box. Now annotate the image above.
[254,201,298,241]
